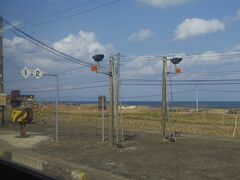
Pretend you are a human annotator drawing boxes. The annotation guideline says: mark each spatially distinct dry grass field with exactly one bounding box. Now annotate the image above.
[24,104,240,139]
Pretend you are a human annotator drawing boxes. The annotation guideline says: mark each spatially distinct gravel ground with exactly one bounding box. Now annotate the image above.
[0,130,50,149]
[1,121,240,180]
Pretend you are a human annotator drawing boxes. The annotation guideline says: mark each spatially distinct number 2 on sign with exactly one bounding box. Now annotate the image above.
[35,71,40,76]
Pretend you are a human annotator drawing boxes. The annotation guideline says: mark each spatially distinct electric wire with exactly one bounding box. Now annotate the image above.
[21,0,98,27]
[122,78,240,82]
[199,89,240,93]
[120,89,195,99]
[38,79,109,89]
[3,18,93,67]
[21,84,108,93]
[56,67,88,75]
[120,49,240,62]
[8,27,89,67]
[121,82,240,86]
[58,69,87,76]
[30,0,121,27]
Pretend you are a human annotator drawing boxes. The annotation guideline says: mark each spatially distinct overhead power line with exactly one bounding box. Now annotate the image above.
[10,29,90,66]
[30,0,121,27]
[56,67,87,75]
[30,79,109,90]
[3,18,93,67]
[9,28,85,65]
[121,82,240,86]
[36,96,99,101]
[57,69,87,76]
[199,89,240,93]
[121,89,195,99]
[122,78,240,82]
[18,84,108,93]
[120,50,240,62]
[122,93,162,99]
[175,72,240,77]
[22,0,98,27]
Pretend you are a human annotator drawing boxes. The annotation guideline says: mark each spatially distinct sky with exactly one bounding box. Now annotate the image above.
[0,0,240,102]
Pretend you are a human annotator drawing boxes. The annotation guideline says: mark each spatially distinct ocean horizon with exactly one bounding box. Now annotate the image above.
[39,101,240,109]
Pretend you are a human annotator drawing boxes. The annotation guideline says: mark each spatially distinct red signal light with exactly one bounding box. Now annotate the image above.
[176,67,181,74]
[91,65,98,72]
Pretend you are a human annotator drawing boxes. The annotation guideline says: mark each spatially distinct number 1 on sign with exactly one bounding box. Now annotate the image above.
[20,67,31,79]
[24,69,27,76]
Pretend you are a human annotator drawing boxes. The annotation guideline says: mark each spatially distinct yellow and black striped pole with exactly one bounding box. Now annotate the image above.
[30,97,45,122]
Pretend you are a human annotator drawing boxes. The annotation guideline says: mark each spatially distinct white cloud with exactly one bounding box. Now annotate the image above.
[128,29,154,43]
[139,0,194,8]
[23,58,58,69]
[122,45,240,78]
[53,31,113,59]
[4,36,34,51]
[4,31,114,71]
[182,51,223,68]
[173,18,225,41]
[122,56,162,78]
[3,31,114,92]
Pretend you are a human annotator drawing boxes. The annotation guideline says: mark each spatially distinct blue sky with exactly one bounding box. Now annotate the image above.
[1,0,240,102]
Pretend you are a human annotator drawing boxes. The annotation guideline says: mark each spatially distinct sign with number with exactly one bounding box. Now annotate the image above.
[32,68,43,79]
[20,67,31,79]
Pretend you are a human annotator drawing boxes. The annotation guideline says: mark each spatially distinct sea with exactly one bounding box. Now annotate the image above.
[50,101,240,109]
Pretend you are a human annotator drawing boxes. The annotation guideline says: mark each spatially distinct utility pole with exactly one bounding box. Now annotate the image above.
[161,57,167,140]
[109,57,114,146]
[196,85,199,112]
[0,16,5,125]
[114,53,120,143]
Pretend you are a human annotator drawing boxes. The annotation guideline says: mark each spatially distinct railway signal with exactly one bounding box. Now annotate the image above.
[91,54,115,146]
[91,54,104,73]
[170,57,182,74]
[92,54,104,62]
[162,57,183,141]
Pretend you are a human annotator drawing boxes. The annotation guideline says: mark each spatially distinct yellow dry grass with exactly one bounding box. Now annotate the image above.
[6,104,240,139]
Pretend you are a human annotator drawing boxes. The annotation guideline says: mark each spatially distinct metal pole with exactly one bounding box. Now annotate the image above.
[170,62,173,113]
[70,89,72,108]
[43,73,59,141]
[0,16,3,93]
[161,57,167,140]
[109,57,114,146]
[196,85,199,112]
[101,98,105,142]
[56,75,59,142]
[0,16,5,125]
